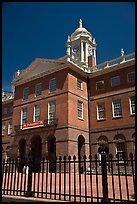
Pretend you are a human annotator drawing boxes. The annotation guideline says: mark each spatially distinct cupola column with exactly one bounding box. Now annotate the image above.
[81,41,84,62]
[85,42,88,64]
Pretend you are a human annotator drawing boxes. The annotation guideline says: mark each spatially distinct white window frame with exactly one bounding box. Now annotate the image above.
[21,107,28,126]
[78,100,83,119]
[127,72,135,83]
[129,95,135,115]
[49,78,56,93]
[2,122,6,136]
[35,83,42,97]
[97,103,105,120]
[96,80,104,91]
[8,120,12,135]
[112,98,122,118]
[115,142,127,162]
[23,87,29,100]
[77,79,83,90]
[33,105,41,122]
[111,76,120,87]
[48,100,56,124]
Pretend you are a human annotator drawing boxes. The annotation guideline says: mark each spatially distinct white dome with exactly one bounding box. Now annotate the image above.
[71,19,92,40]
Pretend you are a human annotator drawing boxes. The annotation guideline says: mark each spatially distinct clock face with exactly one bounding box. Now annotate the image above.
[73,44,79,52]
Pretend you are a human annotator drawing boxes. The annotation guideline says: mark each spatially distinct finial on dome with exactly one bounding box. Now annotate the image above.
[79,19,82,28]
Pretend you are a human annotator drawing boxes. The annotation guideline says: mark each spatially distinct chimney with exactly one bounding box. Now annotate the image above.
[88,55,96,67]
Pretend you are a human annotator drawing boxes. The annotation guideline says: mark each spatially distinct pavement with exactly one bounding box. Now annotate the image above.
[2,195,70,202]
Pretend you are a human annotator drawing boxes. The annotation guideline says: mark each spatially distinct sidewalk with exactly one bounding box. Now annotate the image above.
[2,195,70,202]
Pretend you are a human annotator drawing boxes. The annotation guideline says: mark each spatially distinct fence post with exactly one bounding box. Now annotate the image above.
[25,150,33,197]
[98,145,109,202]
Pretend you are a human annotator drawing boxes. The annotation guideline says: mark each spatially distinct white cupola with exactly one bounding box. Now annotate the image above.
[66,19,97,68]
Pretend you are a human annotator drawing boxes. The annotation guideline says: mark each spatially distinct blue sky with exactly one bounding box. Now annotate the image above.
[2,2,135,92]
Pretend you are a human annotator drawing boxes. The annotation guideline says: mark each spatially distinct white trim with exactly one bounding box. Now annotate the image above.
[129,95,135,115]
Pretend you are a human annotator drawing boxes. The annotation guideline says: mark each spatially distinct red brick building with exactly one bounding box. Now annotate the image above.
[2,20,135,172]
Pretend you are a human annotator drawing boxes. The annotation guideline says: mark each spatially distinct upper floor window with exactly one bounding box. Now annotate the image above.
[111,76,120,87]
[35,83,42,97]
[78,100,83,119]
[112,98,122,118]
[49,78,56,93]
[34,105,41,122]
[127,72,135,83]
[96,80,104,91]
[21,107,28,125]
[8,120,12,135]
[23,87,29,100]
[97,103,105,120]
[2,122,6,136]
[48,100,56,124]
[77,79,83,90]
[129,95,135,115]
[3,107,8,115]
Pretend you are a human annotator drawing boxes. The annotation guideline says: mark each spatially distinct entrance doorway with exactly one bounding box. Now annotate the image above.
[18,139,26,172]
[78,135,85,173]
[31,135,42,172]
[47,136,56,173]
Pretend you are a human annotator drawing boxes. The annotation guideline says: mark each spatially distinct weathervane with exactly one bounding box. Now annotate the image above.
[79,19,82,28]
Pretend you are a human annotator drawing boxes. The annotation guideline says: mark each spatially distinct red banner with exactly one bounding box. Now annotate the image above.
[22,120,44,130]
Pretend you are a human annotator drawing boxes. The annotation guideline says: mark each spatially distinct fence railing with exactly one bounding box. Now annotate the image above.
[2,153,135,202]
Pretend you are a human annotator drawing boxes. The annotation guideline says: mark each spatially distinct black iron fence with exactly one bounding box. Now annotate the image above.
[2,153,135,202]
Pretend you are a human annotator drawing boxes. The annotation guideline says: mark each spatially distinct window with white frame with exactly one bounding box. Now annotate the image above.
[23,87,29,100]
[111,76,120,87]
[78,100,83,119]
[35,83,42,97]
[77,79,83,90]
[21,107,28,125]
[96,81,104,90]
[8,120,12,135]
[129,95,135,115]
[48,100,56,123]
[112,98,122,117]
[34,105,41,122]
[116,142,127,161]
[2,122,6,136]
[127,72,135,83]
[97,103,105,120]
[49,78,56,93]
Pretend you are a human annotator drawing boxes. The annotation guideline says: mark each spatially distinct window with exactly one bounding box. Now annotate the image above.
[3,107,7,115]
[112,99,122,117]
[2,122,6,136]
[8,120,12,135]
[78,100,83,119]
[21,107,28,125]
[127,72,135,83]
[77,79,83,90]
[97,103,105,120]
[48,100,56,124]
[34,105,41,122]
[111,76,120,87]
[116,142,127,161]
[23,87,29,100]
[49,78,56,93]
[10,106,13,113]
[96,81,104,90]
[35,83,42,97]
[129,96,135,115]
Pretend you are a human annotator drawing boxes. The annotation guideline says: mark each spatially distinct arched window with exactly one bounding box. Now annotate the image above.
[114,134,127,161]
[98,135,109,160]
